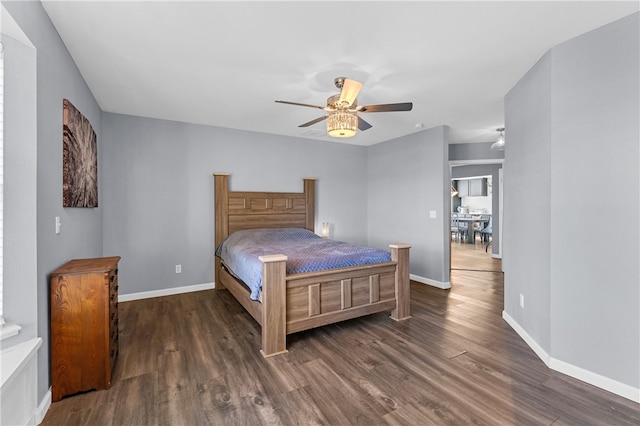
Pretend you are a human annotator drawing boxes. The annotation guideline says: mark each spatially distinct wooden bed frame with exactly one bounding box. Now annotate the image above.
[214,173,411,357]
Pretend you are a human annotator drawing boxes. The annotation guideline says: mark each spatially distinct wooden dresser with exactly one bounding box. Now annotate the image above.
[49,256,121,402]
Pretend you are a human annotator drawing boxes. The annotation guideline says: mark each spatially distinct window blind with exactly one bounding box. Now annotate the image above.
[0,42,5,322]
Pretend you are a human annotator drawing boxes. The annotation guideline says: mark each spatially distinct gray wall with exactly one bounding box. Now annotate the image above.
[504,12,639,393]
[549,12,639,391]
[102,115,453,295]
[367,126,451,286]
[102,113,370,295]
[449,141,504,163]
[504,51,553,352]
[3,0,104,405]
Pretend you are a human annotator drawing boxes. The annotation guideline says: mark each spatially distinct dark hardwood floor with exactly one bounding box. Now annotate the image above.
[42,247,639,425]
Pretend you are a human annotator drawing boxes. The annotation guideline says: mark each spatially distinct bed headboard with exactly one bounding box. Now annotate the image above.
[214,173,316,250]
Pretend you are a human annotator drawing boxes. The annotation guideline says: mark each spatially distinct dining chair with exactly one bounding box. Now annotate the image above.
[451,213,461,242]
[474,214,491,243]
[481,216,493,252]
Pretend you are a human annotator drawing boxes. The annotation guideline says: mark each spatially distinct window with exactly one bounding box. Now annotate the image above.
[0,41,4,324]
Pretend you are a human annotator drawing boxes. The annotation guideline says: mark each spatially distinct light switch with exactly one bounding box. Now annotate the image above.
[55,216,61,234]
[429,210,437,219]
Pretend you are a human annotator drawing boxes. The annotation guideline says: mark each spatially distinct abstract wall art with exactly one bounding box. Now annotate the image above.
[63,98,98,207]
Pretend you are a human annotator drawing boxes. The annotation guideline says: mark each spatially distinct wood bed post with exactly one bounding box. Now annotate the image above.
[214,173,230,290]
[303,178,315,232]
[390,244,411,321]
[259,254,288,357]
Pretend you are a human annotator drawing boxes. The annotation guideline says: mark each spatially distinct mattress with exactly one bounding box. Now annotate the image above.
[215,227,392,301]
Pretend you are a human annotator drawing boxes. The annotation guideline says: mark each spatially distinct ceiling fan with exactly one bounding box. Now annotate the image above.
[275,77,413,138]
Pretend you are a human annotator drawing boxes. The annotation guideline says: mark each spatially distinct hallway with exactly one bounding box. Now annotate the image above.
[451,238,501,272]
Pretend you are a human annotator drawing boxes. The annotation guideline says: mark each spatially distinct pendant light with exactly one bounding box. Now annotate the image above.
[490,127,505,151]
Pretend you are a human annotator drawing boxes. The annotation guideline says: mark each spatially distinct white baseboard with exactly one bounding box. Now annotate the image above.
[502,310,640,404]
[502,311,551,364]
[36,389,51,425]
[410,274,451,290]
[118,282,215,302]
[549,356,640,404]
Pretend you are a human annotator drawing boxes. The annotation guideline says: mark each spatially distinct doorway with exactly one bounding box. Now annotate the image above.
[449,165,503,273]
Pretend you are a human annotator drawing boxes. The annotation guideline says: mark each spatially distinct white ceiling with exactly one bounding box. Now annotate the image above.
[41,1,638,146]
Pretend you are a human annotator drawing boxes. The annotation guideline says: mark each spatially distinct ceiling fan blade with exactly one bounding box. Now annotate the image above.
[275,100,325,110]
[338,79,363,107]
[358,117,373,131]
[358,102,413,113]
[298,116,327,128]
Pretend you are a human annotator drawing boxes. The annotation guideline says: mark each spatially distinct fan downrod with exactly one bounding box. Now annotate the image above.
[334,77,347,89]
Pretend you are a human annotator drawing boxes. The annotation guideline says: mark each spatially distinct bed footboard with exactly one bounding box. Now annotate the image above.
[259,244,411,357]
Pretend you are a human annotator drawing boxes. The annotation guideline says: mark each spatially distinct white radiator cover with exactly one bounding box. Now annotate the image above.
[1,338,42,425]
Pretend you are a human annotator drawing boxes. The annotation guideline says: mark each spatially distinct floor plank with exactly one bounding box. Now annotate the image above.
[41,246,639,425]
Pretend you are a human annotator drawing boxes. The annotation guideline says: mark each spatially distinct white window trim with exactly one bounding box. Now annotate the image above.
[0,324,20,340]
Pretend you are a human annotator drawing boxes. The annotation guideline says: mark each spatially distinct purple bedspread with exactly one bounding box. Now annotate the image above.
[215,228,392,301]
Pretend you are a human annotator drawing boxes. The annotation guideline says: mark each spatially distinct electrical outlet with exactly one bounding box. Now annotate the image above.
[175,264,182,274]
[520,294,525,308]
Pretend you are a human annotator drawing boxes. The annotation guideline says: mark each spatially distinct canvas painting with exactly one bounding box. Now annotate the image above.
[63,99,98,207]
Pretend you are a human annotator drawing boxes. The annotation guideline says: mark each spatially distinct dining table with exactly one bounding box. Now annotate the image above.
[454,214,491,243]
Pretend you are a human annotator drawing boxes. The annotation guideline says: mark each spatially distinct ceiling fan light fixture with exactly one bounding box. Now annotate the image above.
[327,109,358,138]
[490,127,505,151]
[276,76,413,138]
